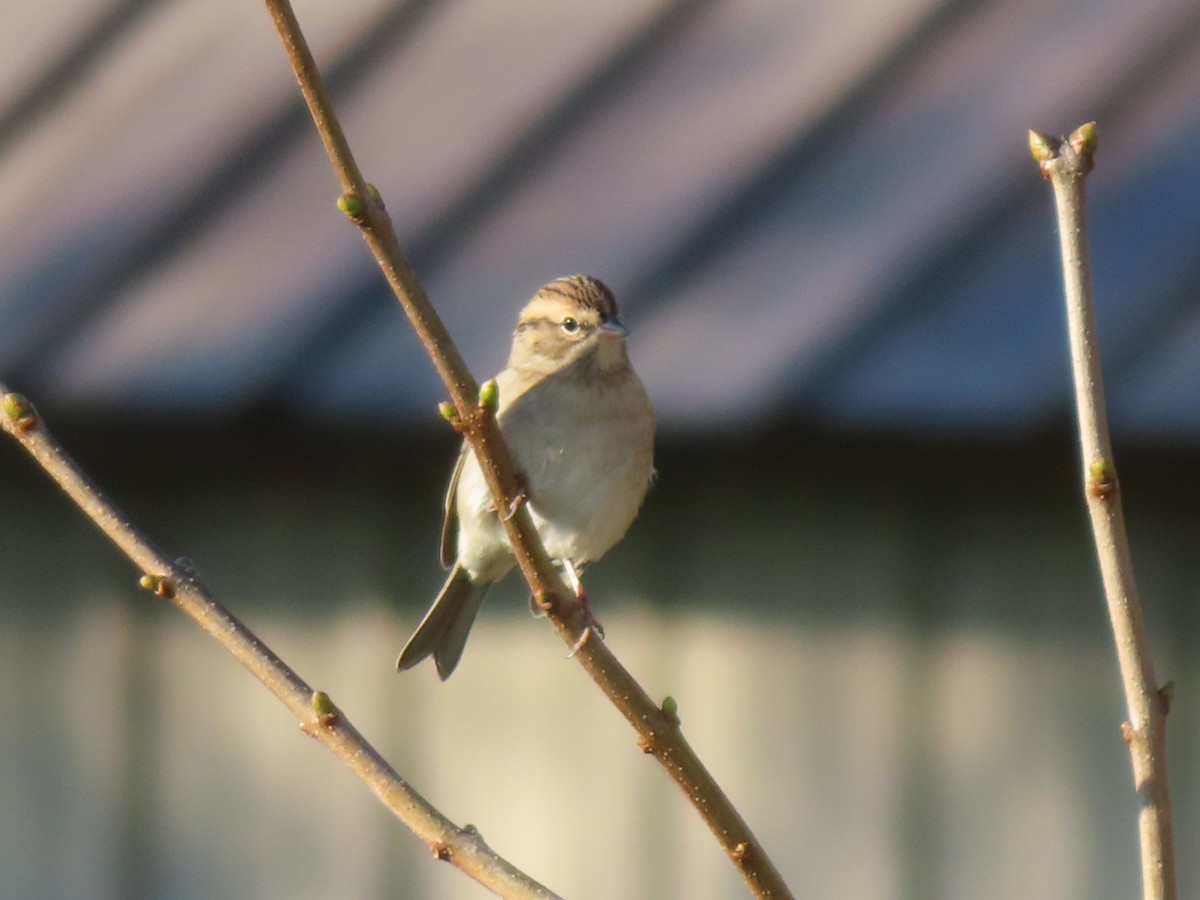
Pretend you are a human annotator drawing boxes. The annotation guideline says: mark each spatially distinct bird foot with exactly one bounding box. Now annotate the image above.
[559,559,605,657]
[578,592,605,642]
[499,473,530,522]
[566,624,595,657]
[564,585,605,659]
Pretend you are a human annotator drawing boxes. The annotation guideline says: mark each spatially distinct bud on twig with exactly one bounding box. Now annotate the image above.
[478,379,499,414]
[336,191,366,223]
[2,392,37,431]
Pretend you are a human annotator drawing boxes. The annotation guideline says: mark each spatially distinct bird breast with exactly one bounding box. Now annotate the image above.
[458,363,653,571]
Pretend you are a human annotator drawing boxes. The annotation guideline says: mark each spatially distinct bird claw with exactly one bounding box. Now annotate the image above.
[500,474,530,522]
[561,558,605,652]
[565,626,593,658]
[583,605,606,641]
[565,616,605,658]
[500,491,526,521]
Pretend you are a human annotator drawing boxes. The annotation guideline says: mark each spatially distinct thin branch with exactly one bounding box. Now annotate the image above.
[261,2,794,897]
[0,387,561,900]
[1030,123,1176,900]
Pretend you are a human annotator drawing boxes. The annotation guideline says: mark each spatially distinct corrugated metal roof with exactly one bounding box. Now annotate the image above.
[3,0,1200,435]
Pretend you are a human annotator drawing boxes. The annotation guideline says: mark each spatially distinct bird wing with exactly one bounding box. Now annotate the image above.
[439,445,467,569]
[437,367,532,570]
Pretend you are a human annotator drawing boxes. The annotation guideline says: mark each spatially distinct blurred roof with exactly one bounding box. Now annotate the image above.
[3,0,1200,437]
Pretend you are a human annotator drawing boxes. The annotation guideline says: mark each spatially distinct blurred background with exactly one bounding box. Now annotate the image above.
[2,0,1200,897]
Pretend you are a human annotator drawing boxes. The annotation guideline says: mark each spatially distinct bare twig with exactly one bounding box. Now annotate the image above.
[0,387,561,900]
[1030,122,1176,900]
[261,2,794,897]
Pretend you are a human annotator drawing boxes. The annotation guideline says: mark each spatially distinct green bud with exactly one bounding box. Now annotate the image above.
[138,574,174,599]
[366,183,382,205]
[661,695,680,725]
[2,392,36,431]
[1088,458,1116,497]
[478,379,499,414]
[438,401,458,422]
[3,392,27,420]
[1027,130,1056,163]
[311,690,339,726]
[1069,121,1098,156]
[336,192,365,221]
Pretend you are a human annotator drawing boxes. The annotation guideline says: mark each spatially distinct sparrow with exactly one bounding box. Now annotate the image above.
[396,275,655,679]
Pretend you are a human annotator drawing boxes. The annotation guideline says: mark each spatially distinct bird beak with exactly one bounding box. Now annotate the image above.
[598,316,629,339]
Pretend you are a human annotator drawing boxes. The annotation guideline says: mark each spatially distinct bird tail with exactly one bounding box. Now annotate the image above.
[396,565,490,679]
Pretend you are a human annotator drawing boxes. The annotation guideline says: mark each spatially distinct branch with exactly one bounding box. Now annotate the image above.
[261,2,794,897]
[1029,123,1176,900]
[0,387,561,900]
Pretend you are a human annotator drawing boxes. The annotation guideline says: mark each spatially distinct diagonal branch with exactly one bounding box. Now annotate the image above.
[1029,122,1176,900]
[261,2,794,897]
[0,387,561,900]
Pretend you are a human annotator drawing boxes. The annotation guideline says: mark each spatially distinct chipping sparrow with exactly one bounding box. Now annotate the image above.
[396,275,655,679]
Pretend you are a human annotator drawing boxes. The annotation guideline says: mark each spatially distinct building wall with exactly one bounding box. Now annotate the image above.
[1,426,1197,899]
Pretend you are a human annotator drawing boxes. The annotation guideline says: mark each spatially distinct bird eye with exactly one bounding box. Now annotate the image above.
[561,317,580,334]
